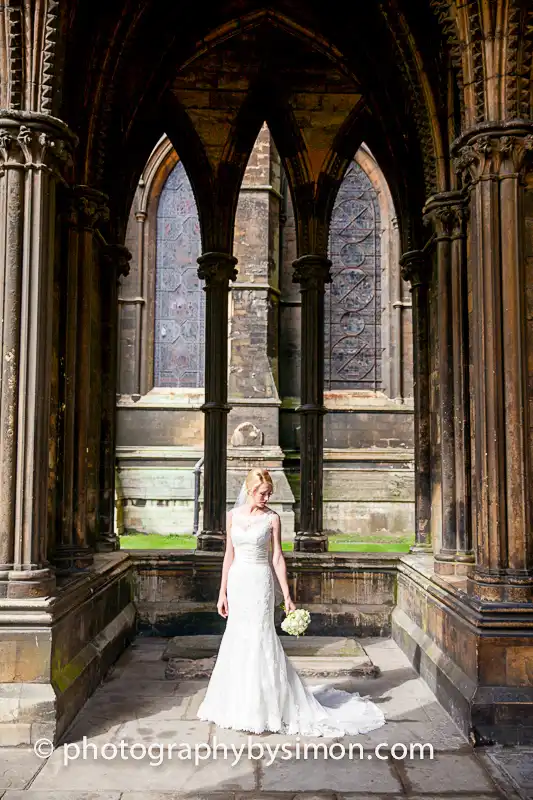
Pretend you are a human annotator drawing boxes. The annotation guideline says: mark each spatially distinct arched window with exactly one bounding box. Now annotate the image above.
[325,160,382,390]
[154,160,204,388]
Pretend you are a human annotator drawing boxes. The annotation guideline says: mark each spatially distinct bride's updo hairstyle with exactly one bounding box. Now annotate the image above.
[245,467,273,496]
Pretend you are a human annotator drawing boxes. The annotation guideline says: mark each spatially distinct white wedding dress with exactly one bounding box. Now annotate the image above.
[197,509,385,737]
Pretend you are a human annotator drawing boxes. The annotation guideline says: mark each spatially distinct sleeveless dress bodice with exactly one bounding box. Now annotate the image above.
[229,510,273,565]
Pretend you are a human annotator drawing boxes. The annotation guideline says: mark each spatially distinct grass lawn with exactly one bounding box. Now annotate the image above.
[120,532,414,553]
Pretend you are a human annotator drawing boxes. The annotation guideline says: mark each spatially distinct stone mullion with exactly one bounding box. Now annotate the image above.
[195,252,238,553]
[400,250,431,552]
[292,254,331,554]
[134,210,146,398]
[0,114,76,597]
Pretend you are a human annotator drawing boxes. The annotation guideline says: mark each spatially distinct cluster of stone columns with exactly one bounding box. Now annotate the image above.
[403,121,533,603]
[0,111,131,597]
[196,249,332,553]
[0,113,73,598]
[455,124,533,602]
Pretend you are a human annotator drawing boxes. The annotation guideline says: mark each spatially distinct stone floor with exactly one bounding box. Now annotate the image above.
[1,636,531,799]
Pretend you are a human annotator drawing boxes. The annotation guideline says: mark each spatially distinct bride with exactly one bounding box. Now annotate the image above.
[197,467,385,737]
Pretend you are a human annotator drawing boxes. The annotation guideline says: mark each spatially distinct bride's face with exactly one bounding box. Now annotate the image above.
[251,482,272,509]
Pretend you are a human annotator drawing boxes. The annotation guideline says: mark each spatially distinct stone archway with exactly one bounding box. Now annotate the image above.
[0,0,532,747]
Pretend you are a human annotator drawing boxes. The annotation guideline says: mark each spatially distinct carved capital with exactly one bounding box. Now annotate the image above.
[102,243,132,278]
[452,122,533,183]
[292,254,332,290]
[399,250,428,289]
[423,191,469,238]
[73,185,110,231]
[197,252,238,285]
[0,113,76,177]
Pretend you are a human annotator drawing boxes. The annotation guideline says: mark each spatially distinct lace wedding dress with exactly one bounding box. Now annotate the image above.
[197,509,385,737]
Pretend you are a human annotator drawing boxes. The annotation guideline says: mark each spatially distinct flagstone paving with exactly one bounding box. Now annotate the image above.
[1,636,530,799]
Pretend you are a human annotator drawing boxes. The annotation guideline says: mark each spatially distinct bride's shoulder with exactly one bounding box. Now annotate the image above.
[266,507,280,523]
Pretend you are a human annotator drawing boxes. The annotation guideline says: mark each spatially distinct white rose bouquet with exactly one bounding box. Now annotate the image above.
[280,604,311,637]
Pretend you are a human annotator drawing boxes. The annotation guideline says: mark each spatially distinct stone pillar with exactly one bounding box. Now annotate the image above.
[423,193,474,574]
[292,254,331,553]
[400,250,432,552]
[0,114,75,597]
[54,186,109,572]
[195,252,238,552]
[454,123,533,602]
[98,244,131,552]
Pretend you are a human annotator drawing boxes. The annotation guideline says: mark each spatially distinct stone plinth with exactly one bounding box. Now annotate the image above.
[393,554,533,745]
[0,553,135,747]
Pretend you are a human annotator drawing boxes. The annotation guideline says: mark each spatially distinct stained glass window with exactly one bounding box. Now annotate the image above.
[325,160,382,390]
[154,160,204,388]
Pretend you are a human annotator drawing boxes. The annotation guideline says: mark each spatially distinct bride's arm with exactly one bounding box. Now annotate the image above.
[270,513,296,612]
[217,511,235,617]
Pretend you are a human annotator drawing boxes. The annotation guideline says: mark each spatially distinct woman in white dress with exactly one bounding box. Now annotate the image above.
[197,467,385,737]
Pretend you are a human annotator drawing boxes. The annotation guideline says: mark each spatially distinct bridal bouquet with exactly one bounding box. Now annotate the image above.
[280,605,311,637]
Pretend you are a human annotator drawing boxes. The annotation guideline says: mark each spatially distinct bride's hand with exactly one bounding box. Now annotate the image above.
[284,597,296,613]
[217,594,228,618]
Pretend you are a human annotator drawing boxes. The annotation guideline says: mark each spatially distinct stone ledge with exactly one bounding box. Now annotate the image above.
[0,552,131,627]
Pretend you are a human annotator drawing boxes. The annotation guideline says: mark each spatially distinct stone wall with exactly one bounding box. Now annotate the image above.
[131,551,398,637]
[116,134,415,538]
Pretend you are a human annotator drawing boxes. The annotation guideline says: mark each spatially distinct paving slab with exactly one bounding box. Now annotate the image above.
[484,746,533,799]
[0,750,44,791]
[30,745,256,792]
[259,752,402,793]
[401,752,499,795]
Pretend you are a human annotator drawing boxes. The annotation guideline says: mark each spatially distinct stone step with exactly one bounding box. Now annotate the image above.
[164,653,377,680]
[163,634,367,661]
[162,635,379,679]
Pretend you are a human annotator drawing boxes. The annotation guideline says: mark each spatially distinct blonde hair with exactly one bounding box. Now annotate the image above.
[245,467,273,495]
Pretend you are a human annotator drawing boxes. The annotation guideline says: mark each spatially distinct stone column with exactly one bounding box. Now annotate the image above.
[423,193,473,573]
[453,123,533,602]
[400,250,432,552]
[0,114,75,597]
[195,252,238,552]
[98,244,131,552]
[292,254,331,553]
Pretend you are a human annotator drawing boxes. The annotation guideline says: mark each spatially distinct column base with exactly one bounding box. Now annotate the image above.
[195,531,226,552]
[409,542,432,555]
[434,550,475,576]
[53,545,94,574]
[293,532,328,553]
[0,567,56,599]
[95,536,120,553]
[467,569,533,603]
